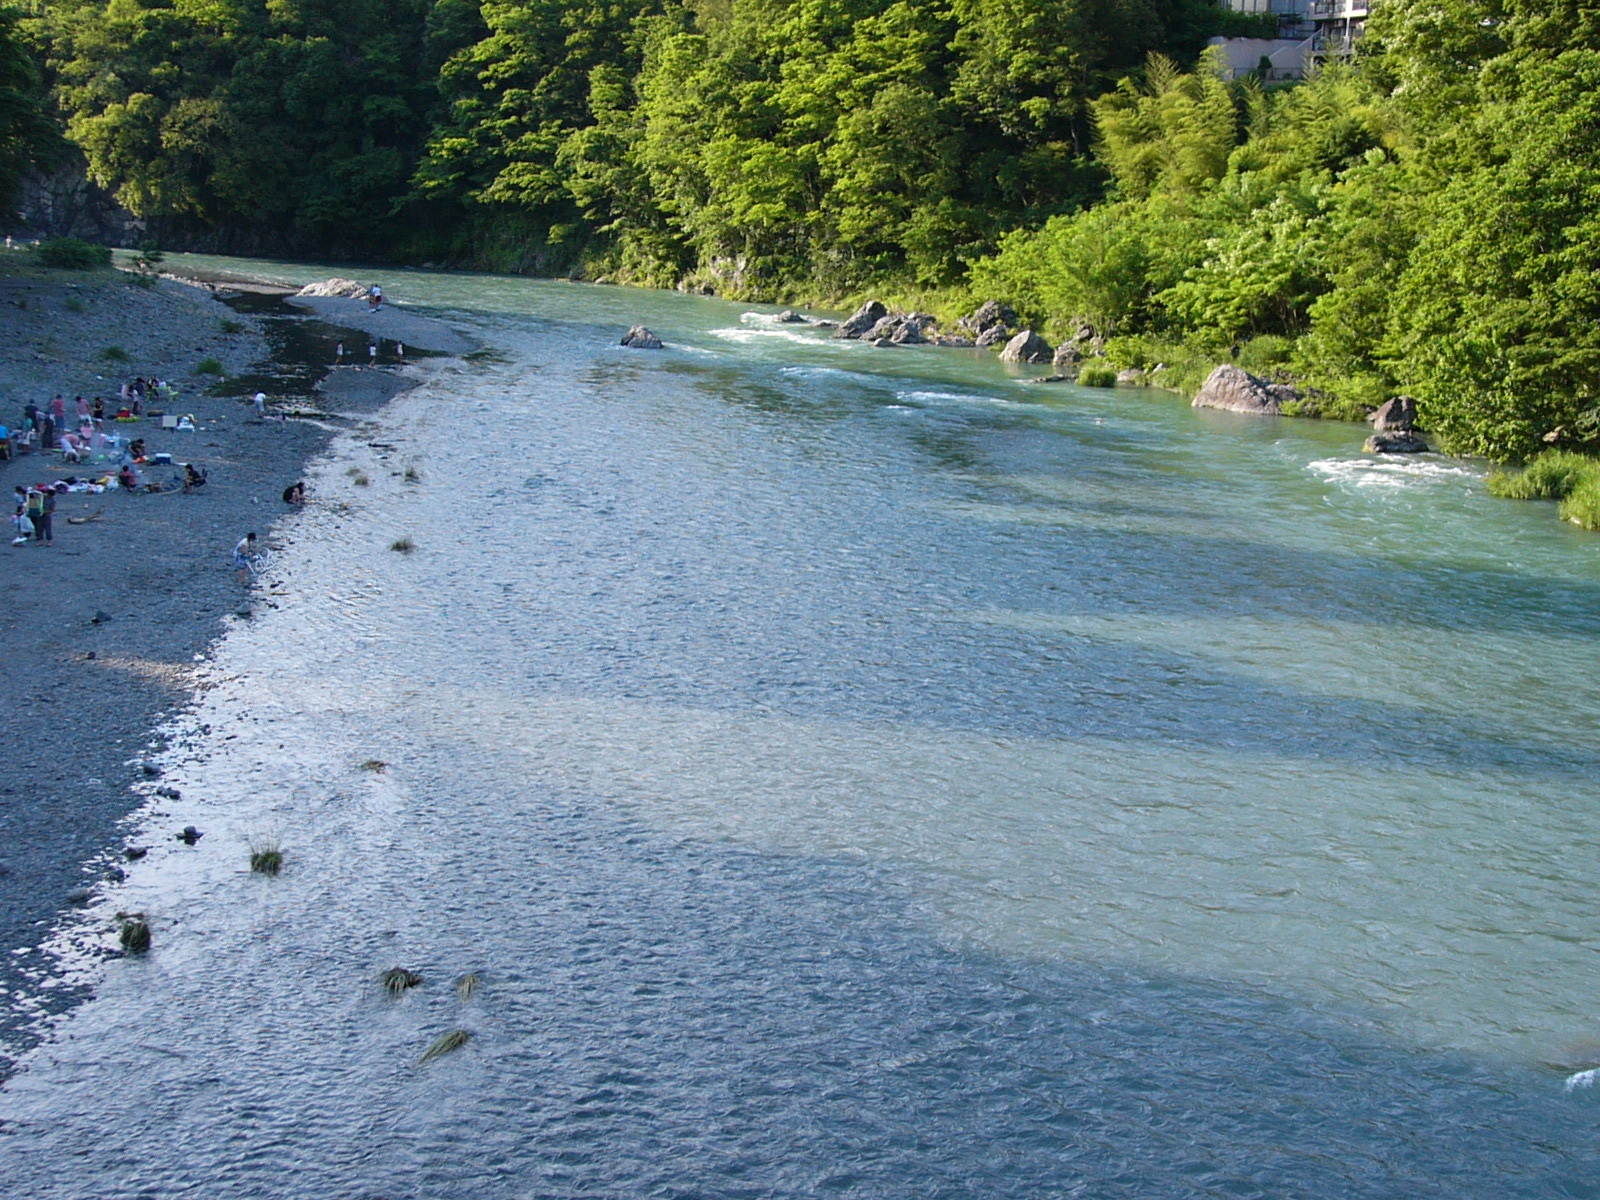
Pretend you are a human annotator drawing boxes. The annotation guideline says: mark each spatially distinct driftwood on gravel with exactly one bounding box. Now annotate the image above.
[67,506,106,525]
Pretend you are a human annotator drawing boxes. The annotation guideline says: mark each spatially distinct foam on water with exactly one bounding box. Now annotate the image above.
[709,324,826,347]
[1308,455,1482,489]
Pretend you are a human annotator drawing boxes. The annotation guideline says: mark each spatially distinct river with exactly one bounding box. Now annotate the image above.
[1,256,1597,1197]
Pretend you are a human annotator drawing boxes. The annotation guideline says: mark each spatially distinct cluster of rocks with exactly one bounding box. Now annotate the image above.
[620,297,1430,457]
[1190,365,1428,454]
[831,298,1121,375]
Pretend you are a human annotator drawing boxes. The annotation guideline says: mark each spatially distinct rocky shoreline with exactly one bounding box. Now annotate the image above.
[0,255,471,1074]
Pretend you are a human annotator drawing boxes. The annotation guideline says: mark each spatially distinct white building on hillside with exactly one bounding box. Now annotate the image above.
[1211,0,1369,80]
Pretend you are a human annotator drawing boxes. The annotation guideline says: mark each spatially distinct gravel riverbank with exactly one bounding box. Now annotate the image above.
[0,254,472,1073]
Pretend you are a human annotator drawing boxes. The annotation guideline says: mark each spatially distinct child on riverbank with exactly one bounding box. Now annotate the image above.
[233,531,257,583]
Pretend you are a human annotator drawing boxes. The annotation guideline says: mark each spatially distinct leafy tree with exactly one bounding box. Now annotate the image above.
[1091,50,1236,199]
[1388,50,1600,458]
[0,6,61,214]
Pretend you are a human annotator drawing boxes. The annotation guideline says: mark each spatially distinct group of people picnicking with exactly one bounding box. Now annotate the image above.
[5,375,217,549]
[6,305,381,566]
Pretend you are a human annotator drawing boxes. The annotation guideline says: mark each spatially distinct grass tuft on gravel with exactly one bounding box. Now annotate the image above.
[419,1029,472,1065]
[118,915,151,954]
[381,967,424,997]
[249,840,284,876]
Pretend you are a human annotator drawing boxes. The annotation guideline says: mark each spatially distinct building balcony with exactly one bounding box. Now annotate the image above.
[1308,0,1369,17]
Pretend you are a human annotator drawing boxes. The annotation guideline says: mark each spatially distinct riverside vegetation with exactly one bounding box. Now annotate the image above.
[3,0,1600,521]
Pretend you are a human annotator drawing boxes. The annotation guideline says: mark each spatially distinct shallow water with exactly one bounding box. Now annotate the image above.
[3,256,1599,1196]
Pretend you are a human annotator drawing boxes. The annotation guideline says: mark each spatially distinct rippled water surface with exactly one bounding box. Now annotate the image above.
[3,256,1599,1197]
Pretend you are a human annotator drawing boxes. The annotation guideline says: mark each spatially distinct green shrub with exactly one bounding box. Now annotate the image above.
[1279,392,1370,422]
[99,345,130,363]
[1235,334,1294,375]
[64,295,86,313]
[196,357,224,375]
[1486,451,1595,500]
[1487,450,1600,531]
[1101,335,1154,371]
[1078,365,1118,387]
[1559,472,1600,530]
[1103,337,1217,395]
[219,318,245,334]
[36,237,112,270]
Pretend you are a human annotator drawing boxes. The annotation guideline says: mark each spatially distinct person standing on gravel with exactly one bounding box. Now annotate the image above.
[233,532,258,583]
[26,485,53,547]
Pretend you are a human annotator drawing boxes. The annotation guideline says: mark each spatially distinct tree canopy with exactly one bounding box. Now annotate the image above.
[20,0,1600,459]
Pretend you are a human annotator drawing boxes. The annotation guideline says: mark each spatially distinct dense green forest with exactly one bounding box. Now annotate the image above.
[2,0,1599,467]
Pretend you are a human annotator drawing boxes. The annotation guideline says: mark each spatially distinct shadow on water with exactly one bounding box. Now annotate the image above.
[6,783,1587,1199]
[528,815,1596,1200]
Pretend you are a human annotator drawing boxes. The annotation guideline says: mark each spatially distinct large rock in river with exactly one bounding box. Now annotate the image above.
[1000,329,1054,364]
[297,278,370,298]
[1192,364,1295,415]
[1365,430,1428,453]
[621,325,663,349]
[835,300,888,339]
[1369,394,1418,431]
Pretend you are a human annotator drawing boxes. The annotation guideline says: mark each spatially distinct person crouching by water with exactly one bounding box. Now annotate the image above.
[282,481,306,506]
[182,463,207,493]
[233,532,257,583]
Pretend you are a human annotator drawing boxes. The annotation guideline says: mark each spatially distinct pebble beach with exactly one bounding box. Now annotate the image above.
[0,254,468,1071]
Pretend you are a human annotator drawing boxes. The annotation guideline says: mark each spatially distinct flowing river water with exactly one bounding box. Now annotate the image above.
[2,257,1598,1197]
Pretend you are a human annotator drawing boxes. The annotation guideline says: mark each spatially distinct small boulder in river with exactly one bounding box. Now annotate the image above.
[1369,394,1418,431]
[620,325,663,349]
[1000,329,1054,364]
[974,326,1010,348]
[1051,342,1084,373]
[889,316,932,345]
[835,300,889,339]
[1191,364,1296,415]
[775,310,806,323]
[1365,430,1428,454]
[862,312,935,345]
